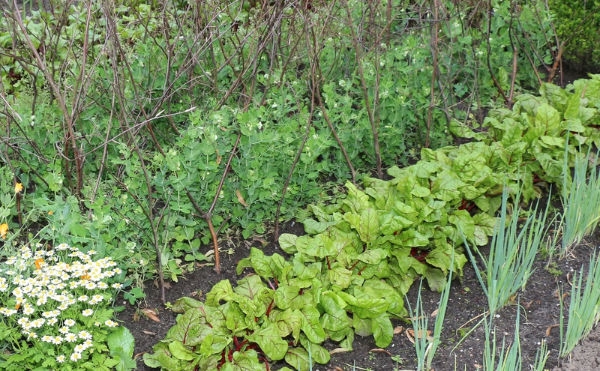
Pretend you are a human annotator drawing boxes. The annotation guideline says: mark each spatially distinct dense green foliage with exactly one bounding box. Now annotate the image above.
[144,76,600,369]
[0,0,558,284]
[550,0,600,72]
[0,0,598,368]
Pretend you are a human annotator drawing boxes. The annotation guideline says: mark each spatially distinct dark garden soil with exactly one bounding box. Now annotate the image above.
[115,220,600,371]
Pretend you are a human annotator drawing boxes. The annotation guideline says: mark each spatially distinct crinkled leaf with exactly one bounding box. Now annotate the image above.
[303,218,338,234]
[247,323,288,360]
[295,234,337,258]
[284,347,311,371]
[278,233,298,254]
[424,266,449,292]
[300,307,326,343]
[343,182,371,213]
[206,279,235,306]
[221,349,263,371]
[143,343,185,370]
[371,314,393,347]
[327,266,353,289]
[168,341,195,361]
[395,229,431,247]
[356,248,388,264]
[299,337,331,364]
[270,308,303,340]
[171,297,203,313]
[199,333,231,356]
[168,309,207,346]
[319,291,350,332]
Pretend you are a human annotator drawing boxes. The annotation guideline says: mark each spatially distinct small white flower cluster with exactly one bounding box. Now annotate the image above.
[0,243,123,365]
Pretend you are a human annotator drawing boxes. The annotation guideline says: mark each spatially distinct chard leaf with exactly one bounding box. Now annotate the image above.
[344,208,379,244]
[319,291,350,332]
[327,266,353,289]
[171,297,203,313]
[274,284,304,310]
[199,333,231,356]
[143,343,185,370]
[450,210,474,241]
[338,290,388,319]
[295,234,337,258]
[379,213,414,234]
[222,349,263,371]
[300,307,326,343]
[168,308,208,346]
[424,266,449,292]
[269,308,302,340]
[540,135,565,148]
[356,248,388,264]
[279,233,298,254]
[534,103,561,135]
[168,341,195,361]
[284,347,311,371]
[304,340,330,364]
[235,275,267,299]
[343,182,371,213]
[371,314,393,347]
[353,316,372,336]
[395,229,431,247]
[303,218,338,234]
[247,323,288,360]
[206,279,234,306]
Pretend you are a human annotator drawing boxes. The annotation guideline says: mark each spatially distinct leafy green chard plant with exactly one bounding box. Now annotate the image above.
[0,243,134,371]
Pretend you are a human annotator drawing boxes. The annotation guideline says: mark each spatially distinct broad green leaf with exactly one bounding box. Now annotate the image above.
[343,182,371,213]
[270,308,303,340]
[327,266,353,289]
[168,341,195,361]
[143,344,184,370]
[395,229,431,247]
[168,309,207,346]
[300,307,326,343]
[534,103,561,135]
[223,349,263,371]
[284,347,311,371]
[356,248,388,264]
[107,326,135,358]
[303,218,338,234]
[278,233,298,254]
[371,315,393,347]
[247,323,288,360]
[199,333,231,356]
[107,327,136,371]
[423,266,448,292]
[275,284,312,311]
[319,291,350,332]
[299,337,331,364]
[171,297,203,313]
[206,280,234,306]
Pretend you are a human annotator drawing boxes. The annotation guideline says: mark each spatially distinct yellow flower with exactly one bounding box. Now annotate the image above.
[0,223,7,239]
[14,182,23,194]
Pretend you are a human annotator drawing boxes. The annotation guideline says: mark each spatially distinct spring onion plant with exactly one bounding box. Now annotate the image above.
[561,149,600,255]
[482,301,522,371]
[406,254,453,371]
[559,251,600,357]
[464,186,549,317]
